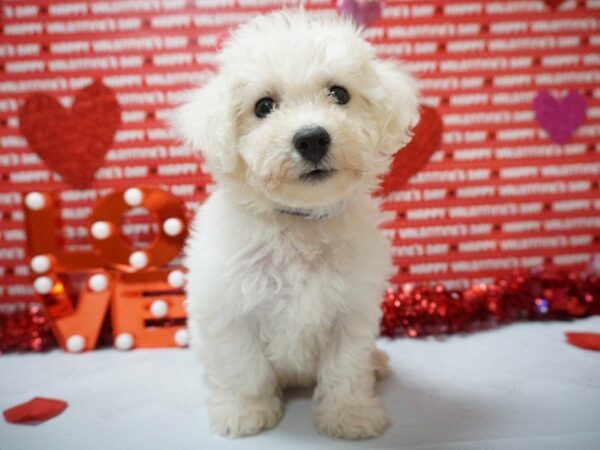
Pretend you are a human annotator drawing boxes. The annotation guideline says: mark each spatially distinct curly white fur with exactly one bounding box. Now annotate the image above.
[174,10,418,439]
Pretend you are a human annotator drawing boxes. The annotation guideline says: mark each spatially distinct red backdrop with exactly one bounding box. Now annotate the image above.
[1,0,599,305]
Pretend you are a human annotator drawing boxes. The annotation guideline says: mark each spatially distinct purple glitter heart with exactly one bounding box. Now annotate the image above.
[337,0,383,27]
[532,91,587,145]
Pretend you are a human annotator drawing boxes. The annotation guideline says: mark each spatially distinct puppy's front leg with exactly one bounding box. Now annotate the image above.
[313,313,388,439]
[200,318,282,437]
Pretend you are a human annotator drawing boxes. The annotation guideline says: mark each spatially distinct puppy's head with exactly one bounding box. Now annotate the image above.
[175,11,418,211]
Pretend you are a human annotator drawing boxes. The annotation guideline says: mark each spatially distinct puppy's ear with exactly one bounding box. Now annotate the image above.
[371,60,420,156]
[173,76,238,173]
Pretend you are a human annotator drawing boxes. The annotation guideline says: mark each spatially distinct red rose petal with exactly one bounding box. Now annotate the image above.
[3,397,68,424]
[565,332,600,351]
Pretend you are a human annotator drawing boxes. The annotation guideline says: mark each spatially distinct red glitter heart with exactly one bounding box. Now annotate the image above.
[3,397,68,424]
[19,80,120,188]
[376,105,443,196]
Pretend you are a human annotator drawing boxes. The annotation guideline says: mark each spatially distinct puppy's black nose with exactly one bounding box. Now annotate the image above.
[293,126,330,164]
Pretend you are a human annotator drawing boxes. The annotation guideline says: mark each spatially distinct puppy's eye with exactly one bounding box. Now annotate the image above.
[255,97,276,118]
[328,86,350,105]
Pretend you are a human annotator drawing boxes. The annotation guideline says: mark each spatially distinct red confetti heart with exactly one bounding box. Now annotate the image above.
[375,105,443,196]
[543,0,566,9]
[19,80,120,188]
[565,332,600,351]
[3,397,68,424]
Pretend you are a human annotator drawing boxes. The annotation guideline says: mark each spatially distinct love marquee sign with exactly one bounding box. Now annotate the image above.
[24,186,189,353]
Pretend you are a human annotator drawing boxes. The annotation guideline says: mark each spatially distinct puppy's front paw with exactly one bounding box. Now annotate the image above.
[314,395,388,440]
[208,392,282,437]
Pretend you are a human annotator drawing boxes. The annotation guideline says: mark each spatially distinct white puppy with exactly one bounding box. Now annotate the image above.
[175,10,418,439]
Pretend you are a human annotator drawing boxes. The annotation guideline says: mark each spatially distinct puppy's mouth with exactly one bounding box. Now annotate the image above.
[299,168,335,182]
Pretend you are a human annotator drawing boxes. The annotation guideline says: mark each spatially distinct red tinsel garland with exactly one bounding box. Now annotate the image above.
[381,269,600,338]
[0,305,55,353]
[1,269,599,353]
[0,302,116,354]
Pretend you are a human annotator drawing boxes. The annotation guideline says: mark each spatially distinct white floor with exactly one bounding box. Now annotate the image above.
[1,317,599,450]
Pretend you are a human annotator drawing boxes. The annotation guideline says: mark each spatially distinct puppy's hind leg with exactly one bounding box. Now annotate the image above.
[372,347,391,380]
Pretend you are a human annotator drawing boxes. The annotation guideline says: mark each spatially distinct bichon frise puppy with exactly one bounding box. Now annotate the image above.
[175,10,418,439]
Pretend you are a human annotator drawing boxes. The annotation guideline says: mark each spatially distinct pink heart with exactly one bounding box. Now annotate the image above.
[336,0,383,27]
[532,91,586,145]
